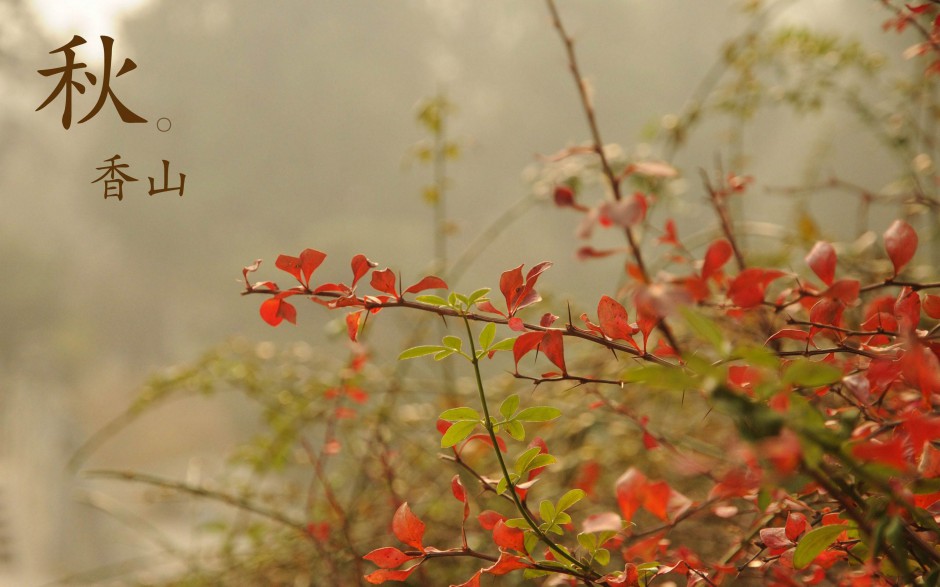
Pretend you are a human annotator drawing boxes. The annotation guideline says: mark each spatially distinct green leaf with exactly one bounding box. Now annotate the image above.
[433,349,455,361]
[515,406,562,422]
[415,294,449,306]
[539,500,556,523]
[793,525,848,569]
[467,288,490,305]
[523,533,538,556]
[681,306,727,353]
[594,548,610,566]
[506,420,526,441]
[783,359,843,387]
[496,477,508,495]
[440,420,478,448]
[500,394,520,419]
[442,335,463,351]
[398,345,446,360]
[514,447,541,475]
[554,512,571,525]
[504,518,529,529]
[525,454,556,472]
[455,293,470,307]
[556,489,586,513]
[577,533,597,551]
[439,407,480,422]
[479,322,496,350]
[489,338,516,352]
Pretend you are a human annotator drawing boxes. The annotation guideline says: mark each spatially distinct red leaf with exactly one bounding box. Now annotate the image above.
[626,263,646,283]
[371,269,399,298]
[623,531,665,562]
[785,512,809,541]
[604,564,640,587]
[540,312,558,327]
[576,246,620,260]
[483,551,530,575]
[924,294,940,319]
[512,331,545,372]
[259,297,296,326]
[728,269,786,308]
[709,468,760,500]
[635,300,658,352]
[404,275,448,294]
[598,295,638,341]
[508,316,525,332]
[884,219,918,275]
[451,475,467,503]
[809,298,844,327]
[450,571,482,587]
[351,254,377,288]
[499,265,524,313]
[492,520,527,552]
[346,311,362,342]
[539,330,567,374]
[895,287,921,332]
[821,279,860,305]
[615,468,648,523]
[308,521,330,541]
[451,475,470,523]
[805,241,836,286]
[392,503,425,551]
[477,510,506,531]
[299,248,327,286]
[363,547,419,570]
[500,262,552,316]
[702,239,733,280]
[902,411,940,462]
[364,567,418,584]
[659,219,679,246]
[851,437,910,471]
[759,527,794,553]
[275,254,303,283]
[476,300,505,317]
[574,461,601,496]
[642,480,671,522]
[518,262,553,312]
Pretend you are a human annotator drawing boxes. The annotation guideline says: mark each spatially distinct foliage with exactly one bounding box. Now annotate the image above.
[92,2,940,586]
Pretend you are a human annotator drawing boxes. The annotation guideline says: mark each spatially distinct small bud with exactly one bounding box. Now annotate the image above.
[553,185,576,207]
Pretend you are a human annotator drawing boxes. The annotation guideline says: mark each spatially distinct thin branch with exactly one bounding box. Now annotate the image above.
[87,470,310,535]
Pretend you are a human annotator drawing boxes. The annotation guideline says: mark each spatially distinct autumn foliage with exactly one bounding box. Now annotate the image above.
[232,3,940,586]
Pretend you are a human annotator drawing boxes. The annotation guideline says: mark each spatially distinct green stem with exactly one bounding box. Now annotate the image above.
[461,316,598,579]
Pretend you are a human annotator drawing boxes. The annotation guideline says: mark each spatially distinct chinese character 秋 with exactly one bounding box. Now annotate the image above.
[36,35,147,129]
[92,154,137,200]
[148,160,185,197]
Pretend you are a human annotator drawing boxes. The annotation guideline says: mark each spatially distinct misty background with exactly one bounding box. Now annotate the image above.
[0,0,914,584]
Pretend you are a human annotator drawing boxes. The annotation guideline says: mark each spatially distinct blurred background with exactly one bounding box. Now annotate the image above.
[0,0,921,584]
